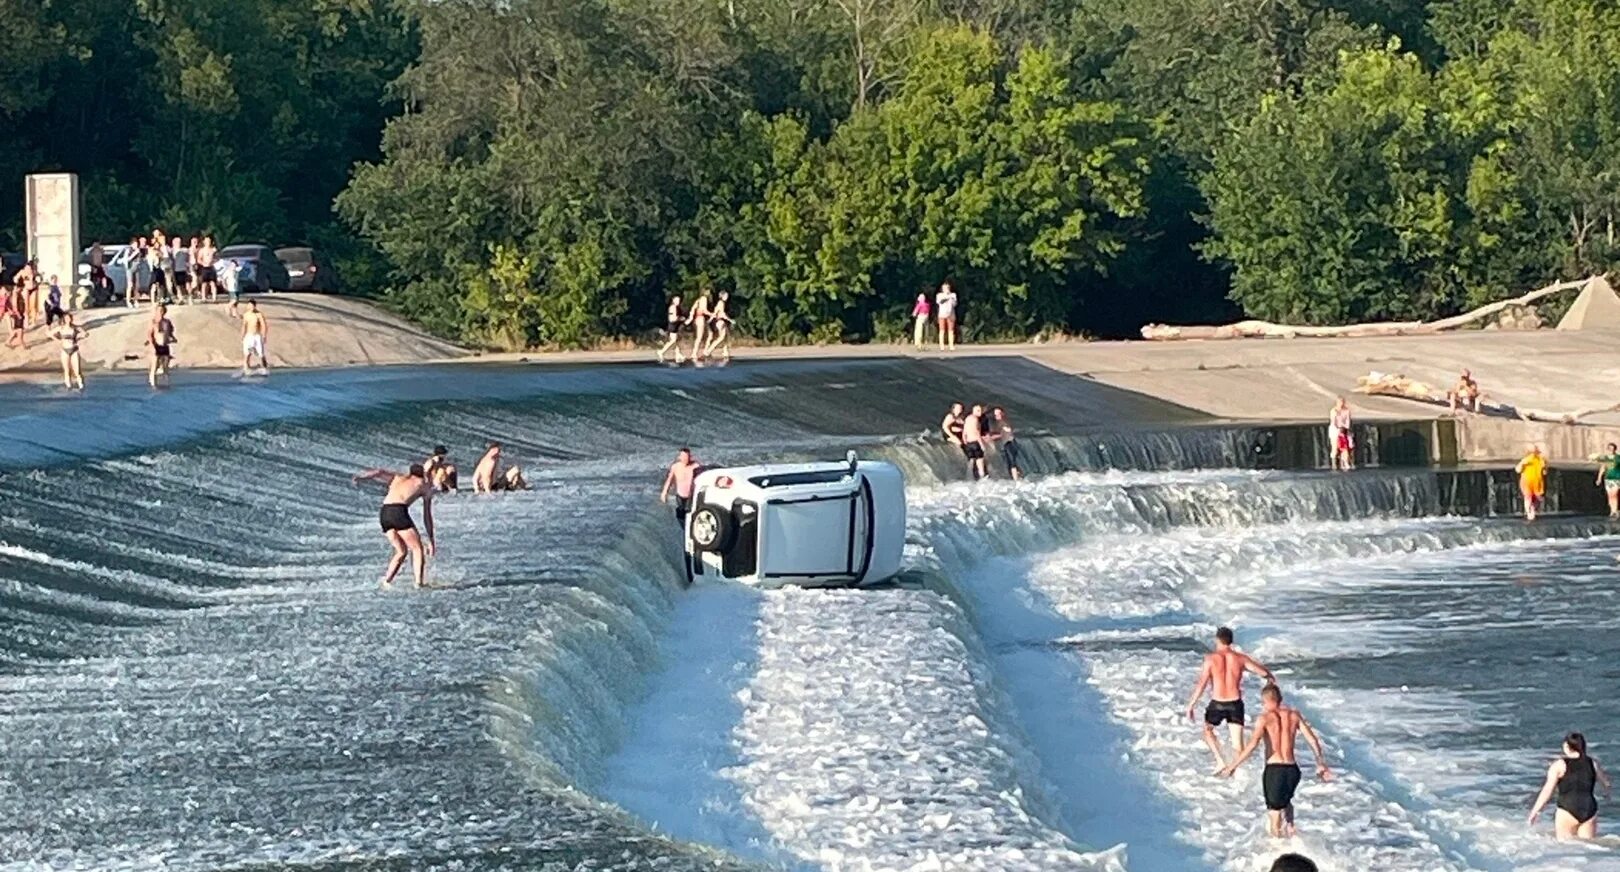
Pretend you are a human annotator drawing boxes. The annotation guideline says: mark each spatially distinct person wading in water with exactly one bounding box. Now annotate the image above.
[1218,683,1335,838]
[1529,732,1612,840]
[1184,626,1278,771]
[352,464,437,589]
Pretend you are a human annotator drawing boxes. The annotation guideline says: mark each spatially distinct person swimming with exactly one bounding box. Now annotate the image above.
[352,463,437,589]
[1529,731,1612,840]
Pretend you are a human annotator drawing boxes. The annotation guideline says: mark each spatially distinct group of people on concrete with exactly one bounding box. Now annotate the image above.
[910,282,960,350]
[1186,624,1611,847]
[4,260,79,388]
[353,442,533,588]
[940,402,1022,480]
[658,291,734,365]
[95,231,238,309]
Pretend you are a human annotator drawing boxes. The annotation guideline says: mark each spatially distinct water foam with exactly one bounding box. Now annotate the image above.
[908,468,1617,871]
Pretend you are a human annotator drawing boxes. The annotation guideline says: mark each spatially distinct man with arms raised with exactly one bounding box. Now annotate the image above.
[352,463,436,589]
[1184,626,1277,771]
[1219,683,1335,837]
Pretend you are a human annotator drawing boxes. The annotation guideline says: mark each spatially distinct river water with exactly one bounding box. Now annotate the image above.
[0,362,1614,872]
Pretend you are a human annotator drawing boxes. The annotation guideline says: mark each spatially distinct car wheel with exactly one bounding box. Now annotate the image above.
[689,505,734,553]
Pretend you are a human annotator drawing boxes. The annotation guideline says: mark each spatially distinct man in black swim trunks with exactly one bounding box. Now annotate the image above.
[352,463,437,588]
[1219,683,1334,837]
[660,447,700,525]
[146,304,176,388]
[1184,626,1277,771]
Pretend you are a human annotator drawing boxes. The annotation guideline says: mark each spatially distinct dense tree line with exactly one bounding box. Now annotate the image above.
[0,0,412,284]
[7,1,1617,346]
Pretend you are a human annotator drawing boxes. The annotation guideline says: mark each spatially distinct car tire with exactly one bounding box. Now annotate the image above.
[689,505,735,553]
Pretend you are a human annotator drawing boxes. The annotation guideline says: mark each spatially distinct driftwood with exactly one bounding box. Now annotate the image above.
[1141,277,1594,341]
[1354,371,1620,425]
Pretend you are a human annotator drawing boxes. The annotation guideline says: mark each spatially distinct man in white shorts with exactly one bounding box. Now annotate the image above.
[241,299,269,375]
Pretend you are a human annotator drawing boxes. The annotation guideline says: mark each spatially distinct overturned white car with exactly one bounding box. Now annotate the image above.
[684,452,907,588]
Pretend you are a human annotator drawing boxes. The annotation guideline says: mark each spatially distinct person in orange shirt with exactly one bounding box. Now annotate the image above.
[1517,445,1548,521]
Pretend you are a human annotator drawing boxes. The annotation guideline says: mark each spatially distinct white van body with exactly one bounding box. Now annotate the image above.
[683,454,906,588]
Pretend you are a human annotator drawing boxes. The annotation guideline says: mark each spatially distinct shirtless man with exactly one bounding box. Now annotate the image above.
[660,447,700,525]
[1184,626,1278,771]
[962,403,990,480]
[146,304,176,388]
[241,300,269,375]
[351,463,436,588]
[424,445,458,492]
[1219,683,1335,837]
[196,236,218,302]
[473,441,504,493]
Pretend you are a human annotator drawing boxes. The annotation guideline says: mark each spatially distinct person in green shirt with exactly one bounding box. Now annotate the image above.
[1596,442,1620,519]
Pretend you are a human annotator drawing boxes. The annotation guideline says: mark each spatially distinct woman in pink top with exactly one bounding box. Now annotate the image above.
[911,293,931,347]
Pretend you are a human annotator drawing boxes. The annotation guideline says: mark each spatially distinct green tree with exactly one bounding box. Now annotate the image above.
[1441,0,1620,300]
[1203,46,1468,323]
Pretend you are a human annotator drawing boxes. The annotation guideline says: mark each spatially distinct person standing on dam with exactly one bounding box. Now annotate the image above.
[1595,443,1620,519]
[935,282,958,351]
[1517,445,1547,521]
[962,404,990,480]
[990,406,1024,480]
[1328,397,1353,471]
[658,295,685,365]
[911,293,931,348]
[1184,626,1277,771]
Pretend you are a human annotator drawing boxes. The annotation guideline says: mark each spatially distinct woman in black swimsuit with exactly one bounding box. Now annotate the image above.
[657,295,684,364]
[1529,731,1612,839]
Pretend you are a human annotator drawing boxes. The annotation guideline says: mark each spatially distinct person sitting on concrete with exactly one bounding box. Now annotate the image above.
[1448,369,1482,414]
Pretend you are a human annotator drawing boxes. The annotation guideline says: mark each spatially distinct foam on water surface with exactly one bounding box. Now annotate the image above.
[907,470,1620,872]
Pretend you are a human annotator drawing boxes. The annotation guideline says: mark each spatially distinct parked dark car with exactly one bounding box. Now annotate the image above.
[218,244,290,293]
[274,246,339,293]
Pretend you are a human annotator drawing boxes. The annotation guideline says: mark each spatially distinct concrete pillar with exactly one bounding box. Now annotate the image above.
[25,173,80,308]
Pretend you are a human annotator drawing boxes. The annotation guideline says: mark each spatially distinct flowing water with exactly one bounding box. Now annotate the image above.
[1,363,1614,872]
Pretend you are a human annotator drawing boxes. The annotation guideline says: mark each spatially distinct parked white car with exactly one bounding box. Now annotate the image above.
[684,453,907,588]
